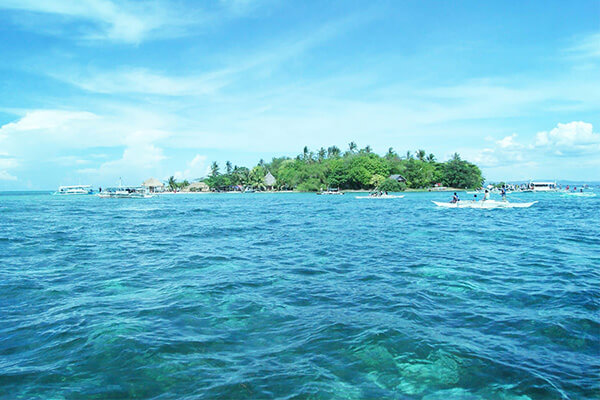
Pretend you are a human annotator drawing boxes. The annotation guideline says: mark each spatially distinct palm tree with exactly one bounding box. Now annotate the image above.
[302,146,309,161]
[327,146,341,158]
[364,145,372,154]
[167,176,177,191]
[318,147,326,162]
[426,153,436,163]
[225,161,232,174]
[416,149,426,161]
[210,162,220,177]
[348,142,357,153]
[405,150,413,160]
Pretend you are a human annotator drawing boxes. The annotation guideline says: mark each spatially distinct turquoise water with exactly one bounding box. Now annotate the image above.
[1,191,598,399]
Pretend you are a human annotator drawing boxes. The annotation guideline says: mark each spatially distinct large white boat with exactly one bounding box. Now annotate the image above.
[54,185,94,195]
[529,181,557,192]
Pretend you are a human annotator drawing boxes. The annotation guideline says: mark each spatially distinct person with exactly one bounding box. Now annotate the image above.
[473,194,478,202]
[580,188,583,193]
[451,192,459,203]
[500,186,506,201]
[482,189,489,201]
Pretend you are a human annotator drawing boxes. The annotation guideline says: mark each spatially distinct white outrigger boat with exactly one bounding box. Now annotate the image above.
[317,188,344,195]
[432,200,538,209]
[97,179,153,198]
[355,194,405,199]
[564,192,596,197]
[98,187,153,198]
[53,185,94,195]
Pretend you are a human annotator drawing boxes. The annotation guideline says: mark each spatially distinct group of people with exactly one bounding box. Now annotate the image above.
[369,191,389,197]
[450,187,507,204]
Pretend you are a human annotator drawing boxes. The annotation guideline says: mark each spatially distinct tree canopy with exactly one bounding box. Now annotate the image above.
[200,145,484,191]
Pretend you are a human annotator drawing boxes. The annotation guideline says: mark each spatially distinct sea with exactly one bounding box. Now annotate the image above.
[1,191,598,399]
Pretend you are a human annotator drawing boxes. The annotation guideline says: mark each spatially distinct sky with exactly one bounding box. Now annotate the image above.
[0,0,599,190]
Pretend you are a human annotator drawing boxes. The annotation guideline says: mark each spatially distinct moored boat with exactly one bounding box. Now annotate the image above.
[98,186,153,198]
[53,185,94,195]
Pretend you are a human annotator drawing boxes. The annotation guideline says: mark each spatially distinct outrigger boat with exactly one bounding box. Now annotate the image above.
[564,192,596,197]
[97,178,153,198]
[98,187,153,198]
[317,188,344,195]
[432,200,538,209]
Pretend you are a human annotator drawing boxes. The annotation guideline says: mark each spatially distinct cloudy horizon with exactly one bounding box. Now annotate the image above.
[1,0,599,189]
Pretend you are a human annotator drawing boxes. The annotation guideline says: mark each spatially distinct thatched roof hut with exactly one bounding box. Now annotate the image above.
[264,171,276,188]
[142,177,164,192]
[184,181,210,192]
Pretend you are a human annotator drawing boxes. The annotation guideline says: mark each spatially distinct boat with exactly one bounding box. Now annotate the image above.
[355,194,405,199]
[432,200,538,209]
[564,192,596,197]
[98,186,153,198]
[529,181,558,192]
[53,185,94,195]
[317,188,344,195]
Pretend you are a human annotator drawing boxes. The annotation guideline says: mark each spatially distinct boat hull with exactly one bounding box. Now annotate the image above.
[432,200,538,209]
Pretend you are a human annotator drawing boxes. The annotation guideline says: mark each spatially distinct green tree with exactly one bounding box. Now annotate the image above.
[167,176,177,191]
[210,162,220,177]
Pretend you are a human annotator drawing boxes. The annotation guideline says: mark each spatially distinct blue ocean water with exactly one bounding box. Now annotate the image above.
[0,191,598,399]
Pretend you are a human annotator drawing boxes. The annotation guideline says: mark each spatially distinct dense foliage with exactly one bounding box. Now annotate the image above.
[202,145,484,191]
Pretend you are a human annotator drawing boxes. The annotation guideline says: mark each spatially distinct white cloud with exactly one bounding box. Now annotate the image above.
[0,170,17,181]
[0,0,197,43]
[57,68,230,96]
[173,154,208,180]
[0,109,173,149]
[535,121,600,154]
[0,154,18,181]
[465,121,599,176]
[77,142,166,184]
[0,110,97,135]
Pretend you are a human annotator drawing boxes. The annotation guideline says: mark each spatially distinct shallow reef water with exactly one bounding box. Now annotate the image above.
[0,191,598,399]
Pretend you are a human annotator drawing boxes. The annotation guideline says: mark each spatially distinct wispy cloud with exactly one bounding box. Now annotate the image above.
[0,0,197,43]
[0,153,18,181]
[53,68,231,96]
[565,32,600,60]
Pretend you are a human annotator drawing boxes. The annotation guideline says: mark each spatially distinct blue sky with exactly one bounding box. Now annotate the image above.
[0,0,599,189]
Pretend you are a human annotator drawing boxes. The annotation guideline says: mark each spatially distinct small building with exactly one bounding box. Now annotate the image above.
[388,174,406,183]
[142,177,165,193]
[184,181,210,192]
[264,171,276,190]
